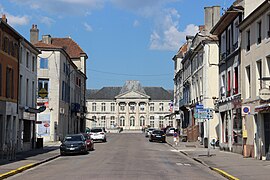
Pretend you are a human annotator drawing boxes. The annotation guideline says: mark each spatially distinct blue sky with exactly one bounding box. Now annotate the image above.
[1,0,235,90]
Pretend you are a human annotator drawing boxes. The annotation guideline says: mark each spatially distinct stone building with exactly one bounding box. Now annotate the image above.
[86,81,174,131]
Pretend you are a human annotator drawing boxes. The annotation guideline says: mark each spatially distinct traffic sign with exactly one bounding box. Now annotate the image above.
[194,108,213,119]
[196,104,204,109]
[38,88,48,98]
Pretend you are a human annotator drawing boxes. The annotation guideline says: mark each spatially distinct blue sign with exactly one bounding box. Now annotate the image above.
[194,108,213,119]
[196,104,204,109]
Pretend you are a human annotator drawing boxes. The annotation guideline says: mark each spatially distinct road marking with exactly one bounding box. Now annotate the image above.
[176,163,191,166]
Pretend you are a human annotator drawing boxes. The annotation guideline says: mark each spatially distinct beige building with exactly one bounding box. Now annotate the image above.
[86,81,174,131]
[30,25,88,142]
[239,0,270,159]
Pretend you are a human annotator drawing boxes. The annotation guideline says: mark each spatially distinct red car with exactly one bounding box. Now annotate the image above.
[82,133,94,151]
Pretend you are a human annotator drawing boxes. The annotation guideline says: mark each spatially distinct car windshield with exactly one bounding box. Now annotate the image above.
[64,135,83,141]
[90,128,102,133]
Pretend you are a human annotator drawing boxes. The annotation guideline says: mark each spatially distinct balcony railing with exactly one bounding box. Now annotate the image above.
[232,42,238,51]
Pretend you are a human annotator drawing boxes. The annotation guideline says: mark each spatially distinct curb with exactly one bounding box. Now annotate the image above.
[166,141,239,180]
[210,167,240,180]
[0,154,60,180]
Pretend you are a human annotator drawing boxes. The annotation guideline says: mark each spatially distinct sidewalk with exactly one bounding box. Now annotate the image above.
[0,141,61,179]
[166,136,270,180]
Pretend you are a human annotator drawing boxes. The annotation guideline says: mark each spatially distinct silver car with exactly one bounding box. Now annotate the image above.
[145,128,155,137]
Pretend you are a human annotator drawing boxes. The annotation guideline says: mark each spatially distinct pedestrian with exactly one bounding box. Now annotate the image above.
[173,130,179,146]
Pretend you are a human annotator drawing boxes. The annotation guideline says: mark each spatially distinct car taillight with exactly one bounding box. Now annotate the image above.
[100,132,104,134]
[89,133,93,135]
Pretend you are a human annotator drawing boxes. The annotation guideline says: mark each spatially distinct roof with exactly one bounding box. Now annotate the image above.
[34,42,62,49]
[86,83,173,100]
[51,38,86,59]
[119,80,146,95]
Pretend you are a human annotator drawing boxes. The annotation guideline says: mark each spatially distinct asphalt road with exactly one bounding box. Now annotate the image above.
[9,133,225,180]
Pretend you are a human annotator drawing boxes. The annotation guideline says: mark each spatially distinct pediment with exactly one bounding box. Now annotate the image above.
[116,90,149,99]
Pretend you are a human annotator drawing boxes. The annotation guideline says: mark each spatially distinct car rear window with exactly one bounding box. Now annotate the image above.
[65,135,83,141]
[90,128,102,133]
[153,130,164,135]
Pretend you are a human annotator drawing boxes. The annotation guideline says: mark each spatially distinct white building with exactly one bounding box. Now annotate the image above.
[86,81,174,131]
[18,37,40,152]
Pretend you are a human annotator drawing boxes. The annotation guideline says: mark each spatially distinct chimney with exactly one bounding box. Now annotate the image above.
[42,34,52,44]
[1,14,7,23]
[30,24,39,44]
[204,6,220,33]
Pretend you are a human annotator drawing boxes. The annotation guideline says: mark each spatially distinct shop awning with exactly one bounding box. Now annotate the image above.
[255,103,270,112]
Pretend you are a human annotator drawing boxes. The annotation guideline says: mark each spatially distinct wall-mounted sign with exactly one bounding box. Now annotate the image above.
[259,88,270,101]
[242,106,250,115]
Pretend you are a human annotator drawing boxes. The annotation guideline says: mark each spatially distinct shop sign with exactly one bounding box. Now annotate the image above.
[259,88,270,101]
[23,112,30,119]
[30,113,36,120]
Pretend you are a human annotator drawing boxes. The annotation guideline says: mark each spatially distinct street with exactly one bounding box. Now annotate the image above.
[9,133,225,180]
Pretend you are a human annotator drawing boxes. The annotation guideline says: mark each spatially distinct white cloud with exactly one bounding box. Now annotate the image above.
[83,22,93,32]
[133,20,139,27]
[149,8,198,51]
[40,16,55,26]
[5,13,30,26]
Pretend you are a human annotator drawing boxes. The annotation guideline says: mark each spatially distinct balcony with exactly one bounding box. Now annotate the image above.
[71,103,80,113]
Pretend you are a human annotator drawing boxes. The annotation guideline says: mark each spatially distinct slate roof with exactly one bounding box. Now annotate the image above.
[86,84,173,101]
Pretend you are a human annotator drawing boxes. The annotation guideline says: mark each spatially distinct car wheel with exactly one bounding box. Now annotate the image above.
[149,139,153,142]
[60,152,65,156]
[103,138,107,142]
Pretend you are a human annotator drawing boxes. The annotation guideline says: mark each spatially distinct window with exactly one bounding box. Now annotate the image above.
[26,79,29,106]
[120,116,125,126]
[63,62,66,73]
[0,63,2,96]
[32,81,35,107]
[221,74,226,96]
[120,103,125,111]
[130,103,135,111]
[101,103,106,112]
[140,116,145,126]
[62,81,65,101]
[233,20,239,50]
[110,116,115,127]
[26,52,29,68]
[227,28,231,54]
[101,116,106,127]
[92,103,96,111]
[233,109,242,144]
[6,67,13,98]
[246,66,251,98]
[257,21,262,44]
[130,116,135,127]
[227,71,231,97]
[150,116,155,127]
[40,58,48,69]
[159,116,164,129]
[256,60,262,96]
[150,103,154,111]
[3,37,9,53]
[233,67,239,95]
[246,30,250,51]
[140,103,145,111]
[111,103,115,112]
[38,79,49,98]
[19,75,22,103]
[168,120,173,127]
[32,56,35,72]
[159,103,164,111]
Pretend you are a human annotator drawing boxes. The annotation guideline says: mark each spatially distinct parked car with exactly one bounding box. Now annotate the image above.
[149,130,166,143]
[82,133,94,151]
[60,134,88,155]
[166,127,176,136]
[89,127,107,142]
[145,128,155,137]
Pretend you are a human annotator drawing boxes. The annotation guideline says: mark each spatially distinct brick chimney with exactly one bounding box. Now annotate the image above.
[204,6,220,33]
[42,34,52,44]
[1,14,7,23]
[30,24,39,44]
